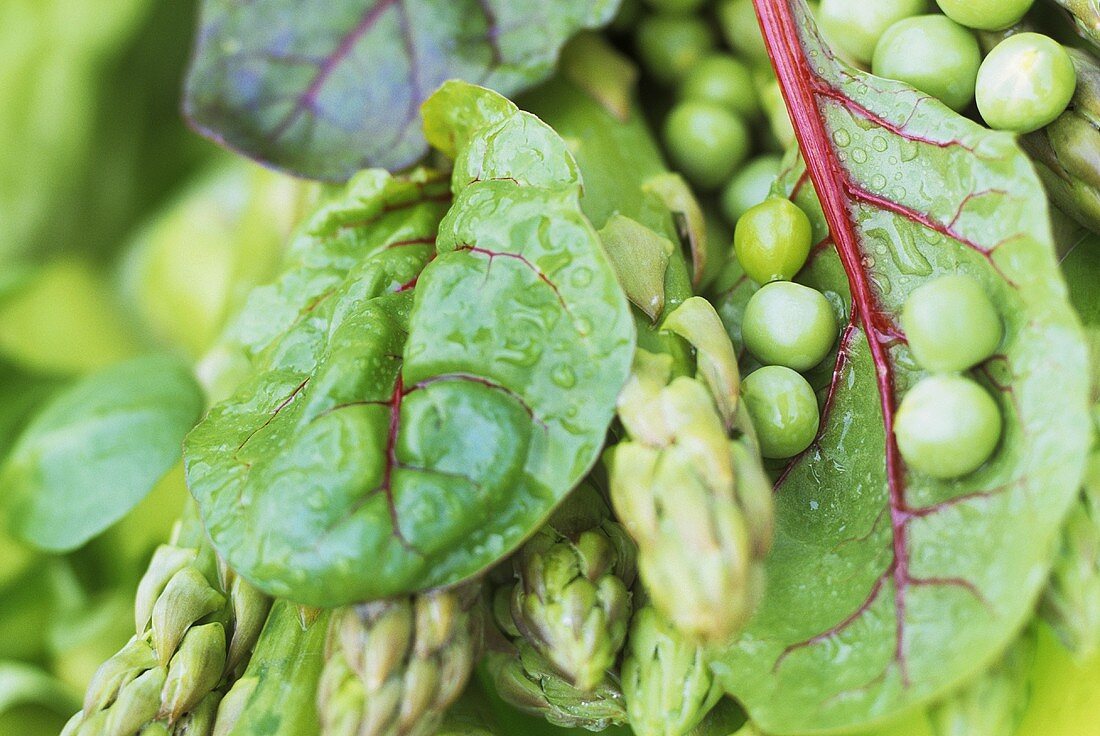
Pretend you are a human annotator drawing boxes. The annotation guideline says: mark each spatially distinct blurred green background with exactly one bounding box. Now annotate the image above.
[0,2,315,733]
[0,2,1098,735]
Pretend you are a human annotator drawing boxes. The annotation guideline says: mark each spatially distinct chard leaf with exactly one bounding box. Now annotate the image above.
[1,356,203,552]
[184,83,635,606]
[183,0,618,181]
[710,2,1093,731]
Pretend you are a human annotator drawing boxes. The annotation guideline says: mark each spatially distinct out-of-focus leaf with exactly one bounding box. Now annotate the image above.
[0,361,64,467]
[0,0,148,262]
[0,260,142,375]
[183,0,619,180]
[1016,623,1100,735]
[120,161,317,358]
[0,661,79,721]
[2,355,203,552]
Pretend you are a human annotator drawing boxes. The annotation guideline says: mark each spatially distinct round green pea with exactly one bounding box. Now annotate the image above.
[682,54,761,118]
[934,0,1034,32]
[734,198,813,284]
[717,0,771,66]
[742,281,838,371]
[742,366,821,459]
[872,15,981,112]
[976,33,1077,134]
[663,101,751,190]
[721,154,783,224]
[819,0,927,65]
[635,14,716,86]
[760,80,796,150]
[901,274,1003,372]
[894,374,1003,479]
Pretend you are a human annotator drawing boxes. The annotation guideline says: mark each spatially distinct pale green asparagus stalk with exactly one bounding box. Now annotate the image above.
[483,584,628,731]
[609,301,773,644]
[1018,45,1100,233]
[1048,0,1100,47]
[511,481,637,692]
[211,602,331,736]
[316,584,483,736]
[927,633,1035,736]
[60,503,271,736]
[621,604,722,736]
[527,37,774,647]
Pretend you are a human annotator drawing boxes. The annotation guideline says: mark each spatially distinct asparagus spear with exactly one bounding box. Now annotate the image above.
[1048,0,1100,48]
[621,604,722,736]
[511,481,637,692]
[1020,47,1100,234]
[60,503,271,736]
[316,584,483,736]
[483,582,628,732]
[525,35,774,646]
[211,602,330,736]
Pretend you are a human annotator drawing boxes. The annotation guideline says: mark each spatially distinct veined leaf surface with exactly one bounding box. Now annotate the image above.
[183,0,618,180]
[185,85,634,606]
[710,2,1092,732]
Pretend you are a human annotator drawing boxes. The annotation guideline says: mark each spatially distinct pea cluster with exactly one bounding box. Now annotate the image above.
[735,198,837,460]
[625,0,797,219]
[829,0,1078,134]
[894,275,1005,479]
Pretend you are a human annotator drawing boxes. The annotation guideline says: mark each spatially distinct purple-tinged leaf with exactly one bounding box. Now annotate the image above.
[183,0,618,180]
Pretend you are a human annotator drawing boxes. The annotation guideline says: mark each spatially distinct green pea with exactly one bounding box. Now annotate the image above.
[717,0,771,66]
[742,281,838,371]
[976,33,1077,134]
[682,54,760,118]
[720,154,783,224]
[742,366,821,459]
[663,101,751,190]
[819,0,928,65]
[734,198,813,283]
[894,374,1003,479]
[872,15,981,112]
[901,274,1003,372]
[635,14,717,86]
[934,0,1034,32]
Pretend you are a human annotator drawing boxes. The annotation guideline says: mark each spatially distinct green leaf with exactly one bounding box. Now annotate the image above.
[1,355,203,552]
[0,361,63,468]
[710,2,1093,732]
[183,0,619,181]
[184,84,635,606]
[0,661,79,716]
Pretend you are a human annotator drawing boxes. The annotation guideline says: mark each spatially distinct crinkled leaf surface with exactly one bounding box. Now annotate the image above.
[1,355,202,552]
[710,2,1093,732]
[184,84,635,606]
[183,0,618,180]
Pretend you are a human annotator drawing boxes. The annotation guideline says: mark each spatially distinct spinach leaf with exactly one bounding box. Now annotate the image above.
[184,84,635,606]
[1,355,203,552]
[709,2,1093,731]
[183,0,618,181]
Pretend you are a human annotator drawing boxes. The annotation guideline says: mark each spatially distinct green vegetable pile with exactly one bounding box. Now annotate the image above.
[2,0,1100,735]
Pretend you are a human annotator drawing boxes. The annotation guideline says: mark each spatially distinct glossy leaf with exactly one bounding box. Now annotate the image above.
[1,355,202,552]
[183,0,618,181]
[710,2,1093,732]
[184,84,635,606]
